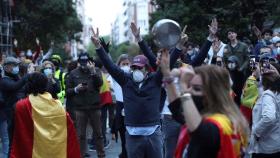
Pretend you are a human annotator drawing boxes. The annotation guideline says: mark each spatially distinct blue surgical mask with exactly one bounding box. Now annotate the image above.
[12,66,19,75]
[43,68,53,76]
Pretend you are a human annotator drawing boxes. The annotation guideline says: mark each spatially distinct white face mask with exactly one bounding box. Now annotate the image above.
[121,66,130,73]
[228,62,236,70]
[27,50,32,57]
[277,47,280,54]
[132,70,145,83]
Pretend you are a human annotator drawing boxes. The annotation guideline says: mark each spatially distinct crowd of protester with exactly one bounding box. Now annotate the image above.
[0,18,280,158]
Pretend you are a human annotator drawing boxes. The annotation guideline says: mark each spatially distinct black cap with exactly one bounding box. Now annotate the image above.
[78,52,90,65]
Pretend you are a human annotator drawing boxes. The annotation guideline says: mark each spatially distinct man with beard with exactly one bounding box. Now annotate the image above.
[66,52,104,158]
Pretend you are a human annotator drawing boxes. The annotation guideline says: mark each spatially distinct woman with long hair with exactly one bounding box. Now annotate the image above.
[159,50,249,158]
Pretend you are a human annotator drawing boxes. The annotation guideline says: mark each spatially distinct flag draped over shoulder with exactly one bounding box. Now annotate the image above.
[10,92,81,158]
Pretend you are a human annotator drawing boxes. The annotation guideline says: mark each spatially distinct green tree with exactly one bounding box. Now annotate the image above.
[13,0,82,50]
[150,0,280,45]
[88,37,140,61]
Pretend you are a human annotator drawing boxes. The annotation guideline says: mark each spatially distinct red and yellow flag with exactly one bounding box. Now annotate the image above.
[100,73,113,106]
[10,92,81,158]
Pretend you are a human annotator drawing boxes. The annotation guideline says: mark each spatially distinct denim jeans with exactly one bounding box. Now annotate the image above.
[0,119,9,158]
[162,116,181,158]
[125,127,163,158]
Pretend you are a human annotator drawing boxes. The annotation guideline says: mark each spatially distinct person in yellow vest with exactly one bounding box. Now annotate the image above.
[50,54,66,104]
[159,50,250,158]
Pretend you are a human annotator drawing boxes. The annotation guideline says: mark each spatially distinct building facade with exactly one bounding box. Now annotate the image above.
[111,0,156,45]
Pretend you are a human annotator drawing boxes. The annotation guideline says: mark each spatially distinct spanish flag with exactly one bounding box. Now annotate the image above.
[10,92,81,158]
[99,73,113,106]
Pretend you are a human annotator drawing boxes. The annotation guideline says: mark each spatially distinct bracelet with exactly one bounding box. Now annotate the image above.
[180,92,192,101]
[162,76,175,84]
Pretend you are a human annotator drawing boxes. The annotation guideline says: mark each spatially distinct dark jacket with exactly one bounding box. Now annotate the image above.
[181,40,212,67]
[96,47,163,127]
[138,40,182,111]
[224,41,249,72]
[0,73,28,110]
[47,78,61,99]
[66,67,103,109]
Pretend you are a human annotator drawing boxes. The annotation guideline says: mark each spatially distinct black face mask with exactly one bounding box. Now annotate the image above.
[192,95,205,112]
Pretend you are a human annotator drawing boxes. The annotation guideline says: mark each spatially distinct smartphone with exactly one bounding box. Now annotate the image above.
[260,59,270,73]
[249,57,256,70]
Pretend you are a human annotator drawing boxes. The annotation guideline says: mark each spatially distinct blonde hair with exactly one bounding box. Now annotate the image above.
[194,65,249,140]
[41,61,55,72]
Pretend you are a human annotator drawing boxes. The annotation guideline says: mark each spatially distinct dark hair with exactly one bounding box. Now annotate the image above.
[116,54,130,66]
[227,28,237,34]
[262,73,280,93]
[67,60,78,72]
[262,29,273,36]
[271,63,280,74]
[26,72,48,96]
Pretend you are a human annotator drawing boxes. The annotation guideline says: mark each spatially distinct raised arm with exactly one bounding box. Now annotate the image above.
[131,22,184,70]
[160,49,202,132]
[190,18,218,67]
[91,27,128,86]
[131,22,157,69]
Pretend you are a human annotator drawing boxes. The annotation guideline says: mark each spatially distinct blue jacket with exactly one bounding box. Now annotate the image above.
[137,40,182,111]
[181,40,212,66]
[97,47,176,126]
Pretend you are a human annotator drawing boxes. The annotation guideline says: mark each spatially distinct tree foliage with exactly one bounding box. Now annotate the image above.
[150,0,280,45]
[87,36,140,62]
[13,0,82,50]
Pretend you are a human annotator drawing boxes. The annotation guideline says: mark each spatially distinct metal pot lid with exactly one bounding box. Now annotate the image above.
[152,19,181,49]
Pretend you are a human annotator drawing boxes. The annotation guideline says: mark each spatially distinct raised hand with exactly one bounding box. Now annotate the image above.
[99,37,110,53]
[14,39,18,47]
[36,37,40,45]
[179,66,195,93]
[130,22,141,41]
[159,48,171,76]
[50,41,54,47]
[176,25,188,49]
[252,25,262,40]
[208,18,218,38]
[90,27,101,48]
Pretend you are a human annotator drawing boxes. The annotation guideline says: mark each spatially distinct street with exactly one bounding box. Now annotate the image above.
[0,133,121,158]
